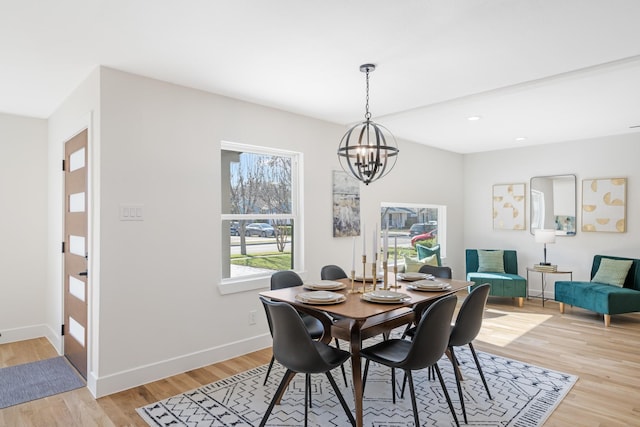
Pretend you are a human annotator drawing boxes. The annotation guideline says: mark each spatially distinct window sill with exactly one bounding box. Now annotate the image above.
[218,274,271,295]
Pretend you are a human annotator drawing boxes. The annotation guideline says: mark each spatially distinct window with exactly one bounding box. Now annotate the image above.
[220,141,302,293]
[380,202,447,263]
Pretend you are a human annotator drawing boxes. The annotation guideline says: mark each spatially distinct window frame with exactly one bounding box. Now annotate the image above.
[380,201,447,260]
[219,141,304,295]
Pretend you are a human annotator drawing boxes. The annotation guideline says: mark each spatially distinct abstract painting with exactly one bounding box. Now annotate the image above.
[493,183,526,230]
[333,171,360,237]
[582,177,627,232]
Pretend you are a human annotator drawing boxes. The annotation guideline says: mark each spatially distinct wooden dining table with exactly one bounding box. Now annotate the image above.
[259,275,472,427]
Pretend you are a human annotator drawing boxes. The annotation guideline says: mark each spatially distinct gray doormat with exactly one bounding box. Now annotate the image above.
[0,356,85,409]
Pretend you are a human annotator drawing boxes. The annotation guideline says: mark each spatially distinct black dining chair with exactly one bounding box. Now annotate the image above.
[320,264,348,280]
[265,270,347,387]
[400,264,453,339]
[448,283,492,424]
[259,297,356,427]
[360,294,460,427]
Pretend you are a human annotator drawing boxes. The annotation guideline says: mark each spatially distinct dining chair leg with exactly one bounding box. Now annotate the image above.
[304,374,309,427]
[263,355,275,386]
[449,347,467,424]
[334,338,348,386]
[401,364,436,399]
[260,369,295,427]
[406,370,421,427]
[325,370,356,426]
[362,359,371,394]
[434,363,460,427]
[391,367,396,404]
[469,342,492,399]
[400,323,411,340]
[306,374,312,408]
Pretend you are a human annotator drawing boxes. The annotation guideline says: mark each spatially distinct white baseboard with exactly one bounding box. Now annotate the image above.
[91,333,272,398]
[0,324,60,351]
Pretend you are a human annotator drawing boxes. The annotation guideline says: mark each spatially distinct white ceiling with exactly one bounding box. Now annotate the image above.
[2,0,640,153]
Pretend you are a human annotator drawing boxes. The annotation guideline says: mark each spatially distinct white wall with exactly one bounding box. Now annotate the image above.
[0,113,48,343]
[464,133,640,296]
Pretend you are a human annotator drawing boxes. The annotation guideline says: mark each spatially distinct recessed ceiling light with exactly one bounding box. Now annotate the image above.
[467,115,482,121]
[515,137,527,142]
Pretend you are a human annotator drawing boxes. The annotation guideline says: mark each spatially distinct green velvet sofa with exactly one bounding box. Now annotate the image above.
[466,249,527,307]
[554,255,640,327]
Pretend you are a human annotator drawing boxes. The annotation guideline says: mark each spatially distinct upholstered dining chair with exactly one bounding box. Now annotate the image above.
[266,270,347,386]
[360,294,460,427]
[400,264,453,339]
[259,297,356,427]
[448,283,492,424]
[320,264,348,280]
[264,271,324,384]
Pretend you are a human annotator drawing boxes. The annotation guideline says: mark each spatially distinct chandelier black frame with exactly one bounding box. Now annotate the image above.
[337,64,399,185]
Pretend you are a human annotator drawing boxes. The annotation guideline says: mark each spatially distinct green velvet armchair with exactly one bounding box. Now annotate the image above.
[466,249,527,307]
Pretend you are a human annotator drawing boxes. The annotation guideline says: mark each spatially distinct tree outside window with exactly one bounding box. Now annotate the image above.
[221,142,301,281]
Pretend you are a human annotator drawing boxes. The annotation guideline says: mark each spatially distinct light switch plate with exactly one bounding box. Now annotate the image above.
[120,204,144,221]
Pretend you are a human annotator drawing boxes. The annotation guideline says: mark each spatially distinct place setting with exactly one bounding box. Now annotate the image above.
[295,290,346,305]
[361,289,411,304]
[406,279,452,292]
[302,279,347,291]
[396,272,435,282]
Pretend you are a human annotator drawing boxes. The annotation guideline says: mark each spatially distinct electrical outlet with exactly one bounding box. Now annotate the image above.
[249,310,257,325]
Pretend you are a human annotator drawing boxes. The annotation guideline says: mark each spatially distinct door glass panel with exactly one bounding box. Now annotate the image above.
[69,276,85,302]
[69,192,85,212]
[69,235,85,256]
[69,316,85,347]
[69,148,85,172]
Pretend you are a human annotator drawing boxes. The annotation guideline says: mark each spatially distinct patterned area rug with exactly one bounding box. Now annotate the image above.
[137,346,576,426]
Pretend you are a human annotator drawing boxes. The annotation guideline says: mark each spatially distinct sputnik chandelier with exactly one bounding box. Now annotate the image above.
[337,64,399,185]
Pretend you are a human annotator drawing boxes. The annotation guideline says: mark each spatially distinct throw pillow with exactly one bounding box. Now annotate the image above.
[592,258,633,287]
[477,249,505,273]
[416,244,442,266]
[404,254,438,273]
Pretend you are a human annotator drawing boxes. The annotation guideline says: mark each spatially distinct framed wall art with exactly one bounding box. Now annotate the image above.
[332,171,360,237]
[493,183,526,230]
[582,177,627,232]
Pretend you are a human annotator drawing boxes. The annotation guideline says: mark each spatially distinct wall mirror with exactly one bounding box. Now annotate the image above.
[530,174,576,236]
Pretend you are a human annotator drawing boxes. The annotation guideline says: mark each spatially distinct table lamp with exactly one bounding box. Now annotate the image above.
[535,229,556,265]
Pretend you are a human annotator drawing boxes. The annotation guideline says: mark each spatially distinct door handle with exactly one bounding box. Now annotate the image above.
[78,271,88,276]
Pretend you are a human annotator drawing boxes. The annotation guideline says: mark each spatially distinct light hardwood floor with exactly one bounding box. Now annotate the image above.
[1,298,639,426]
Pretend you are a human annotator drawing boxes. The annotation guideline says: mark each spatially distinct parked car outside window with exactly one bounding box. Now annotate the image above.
[245,222,276,237]
[411,229,437,246]
[409,222,437,236]
[230,222,239,236]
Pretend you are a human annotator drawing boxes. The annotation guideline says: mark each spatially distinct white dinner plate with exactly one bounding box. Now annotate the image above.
[397,272,432,282]
[412,279,449,288]
[296,291,345,305]
[354,273,385,282]
[361,290,410,303]
[406,284,452,292]
[303,280,346,290]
